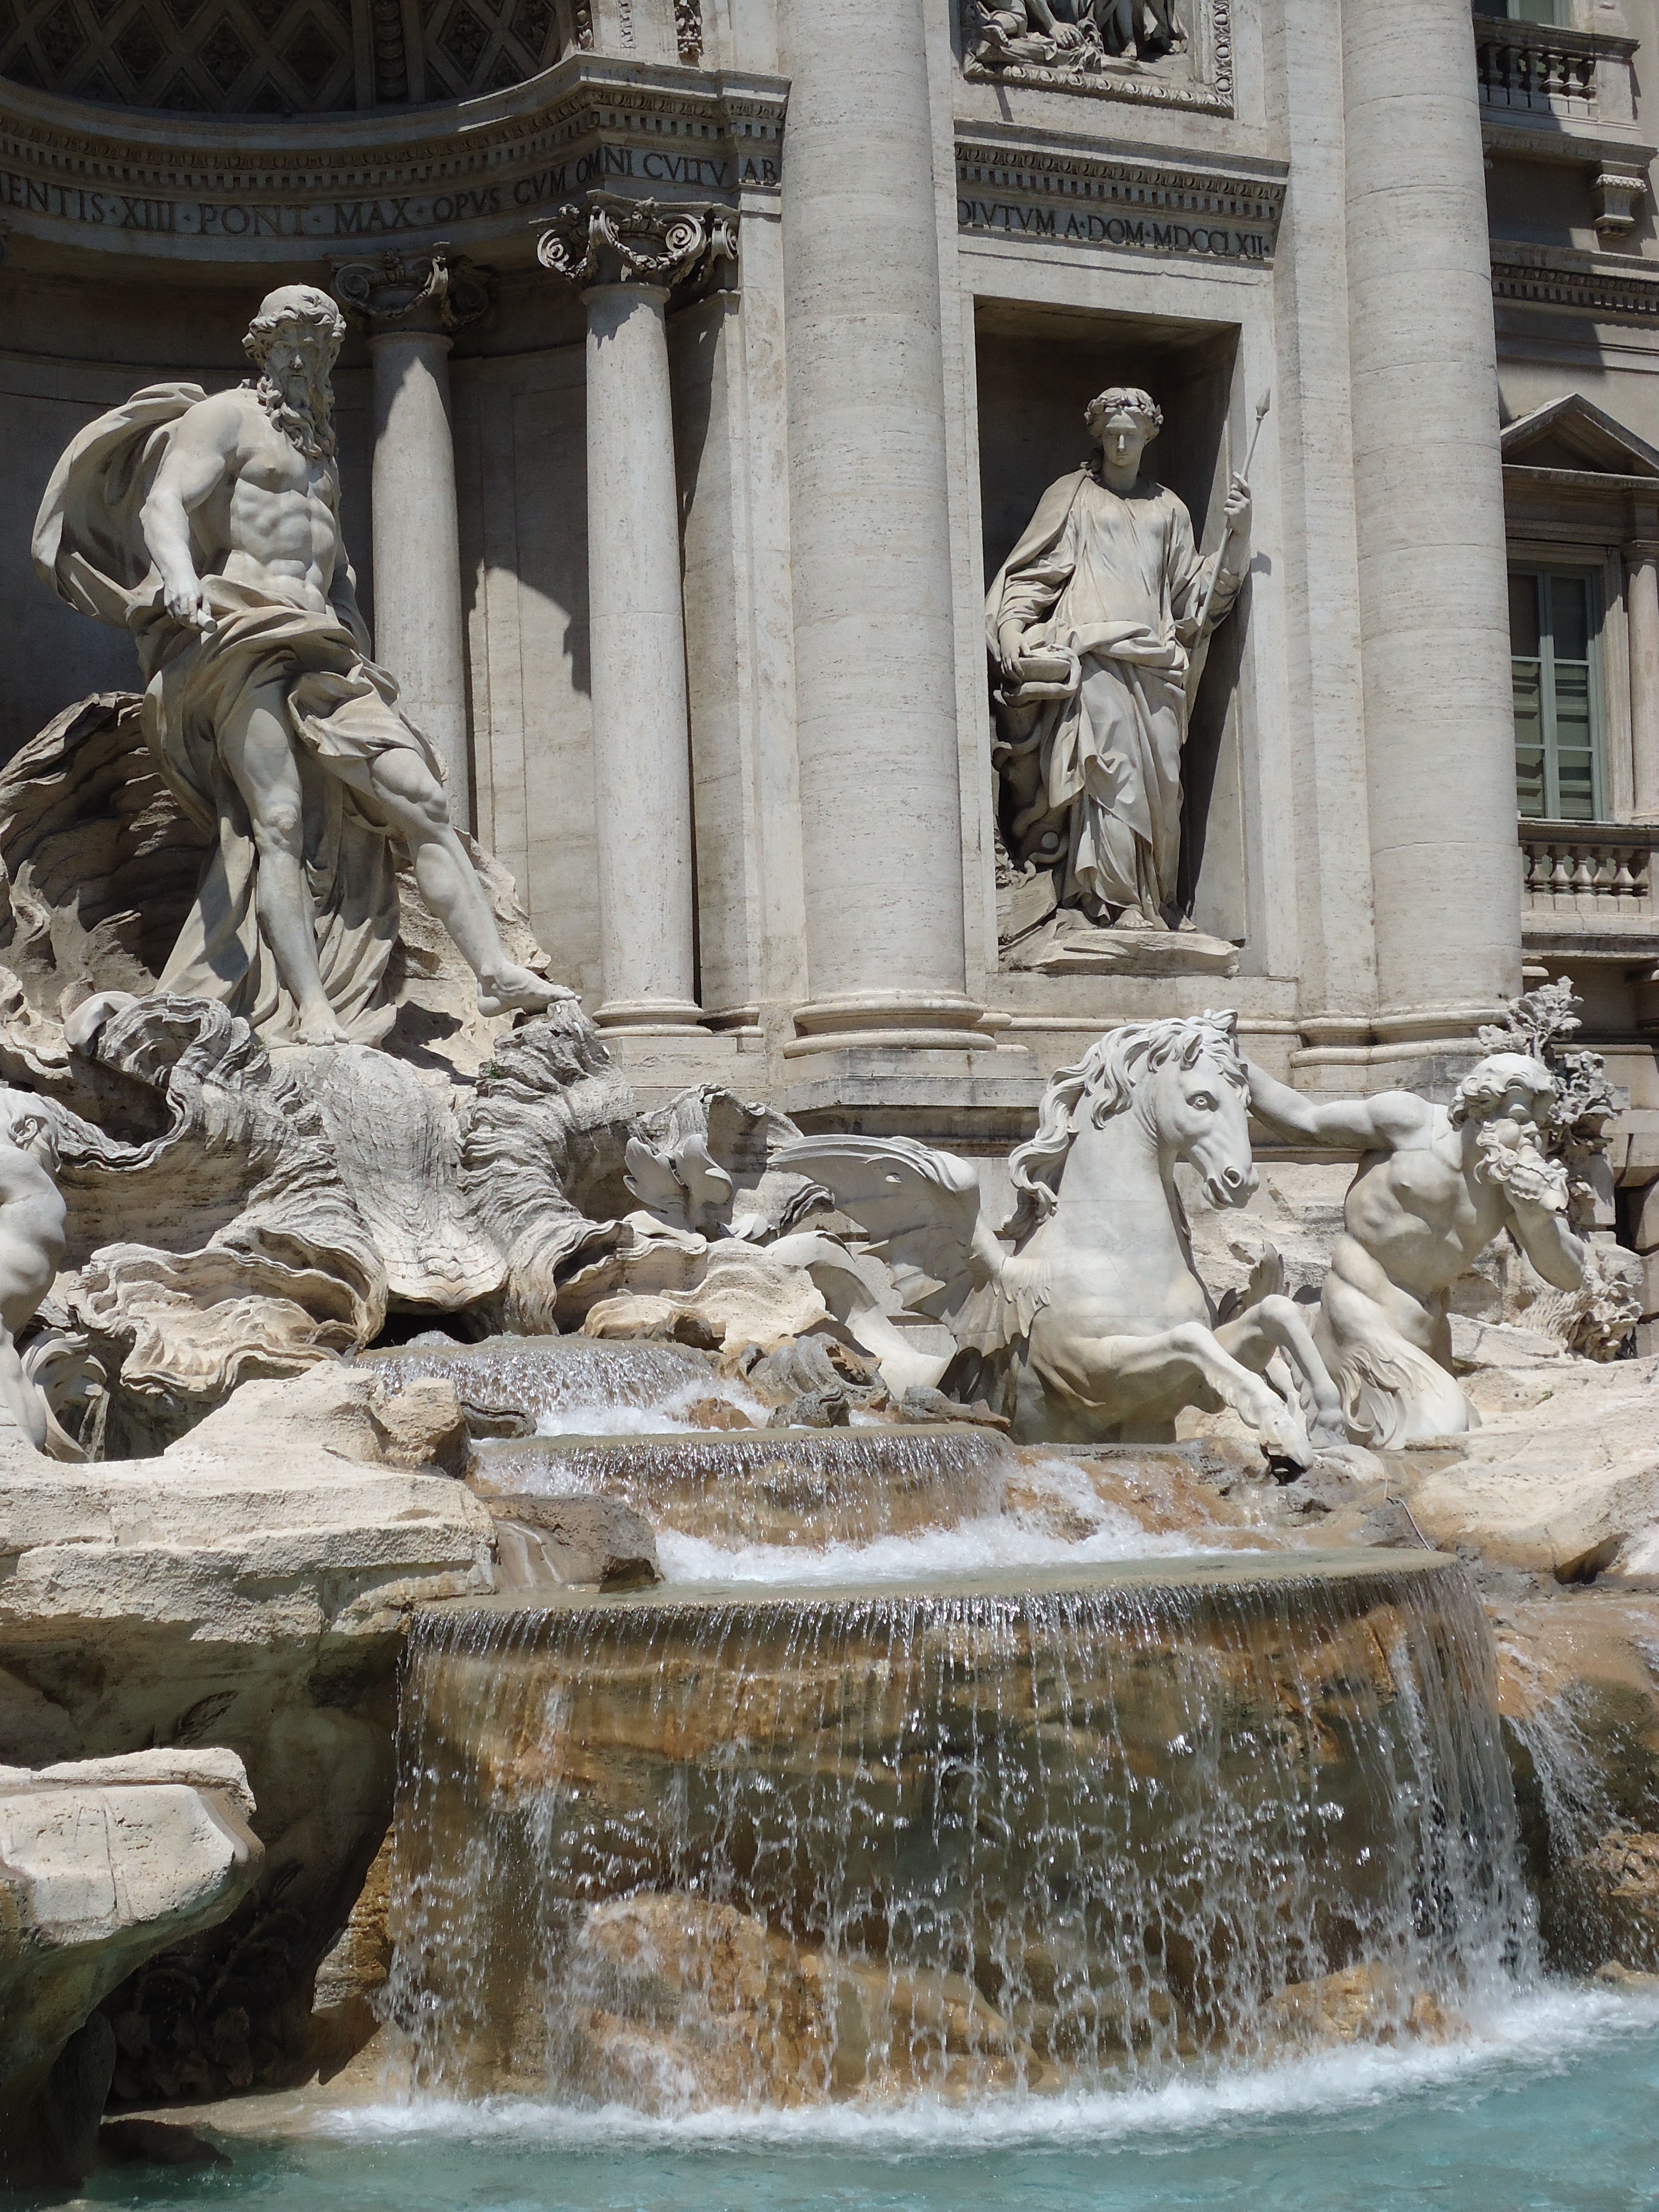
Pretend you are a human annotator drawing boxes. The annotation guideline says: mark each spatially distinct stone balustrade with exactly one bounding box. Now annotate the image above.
[1520,820,1657,925]
[1473,15,1632,122]
[1477,21,1596,118]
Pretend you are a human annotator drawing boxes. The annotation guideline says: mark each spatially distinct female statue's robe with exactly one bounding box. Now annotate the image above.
[986,466,1240,921]
[32,384,443,1044]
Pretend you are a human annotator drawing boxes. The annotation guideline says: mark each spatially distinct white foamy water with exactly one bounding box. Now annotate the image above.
[319,1983,1659,2154]
[533,1376,768,1438]
[656,1507,1214,1584]
[652,1450,1249,1581]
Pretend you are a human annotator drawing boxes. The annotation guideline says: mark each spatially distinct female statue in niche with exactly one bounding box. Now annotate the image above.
[987,385,1249,939]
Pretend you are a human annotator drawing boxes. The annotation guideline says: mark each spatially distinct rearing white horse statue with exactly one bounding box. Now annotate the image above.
[775,1011,1345,1462]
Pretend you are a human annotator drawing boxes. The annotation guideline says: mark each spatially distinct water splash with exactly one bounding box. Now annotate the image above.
[361,1336,764,1433]
[386,1554,1532,2111]
[472,1427,1011,1548]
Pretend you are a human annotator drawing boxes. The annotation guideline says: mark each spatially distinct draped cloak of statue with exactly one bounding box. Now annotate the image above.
[986,465,1241,920]
[31,382,444,1045]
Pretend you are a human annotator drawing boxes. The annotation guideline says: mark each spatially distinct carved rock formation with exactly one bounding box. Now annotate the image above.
[0,1749,262,2185]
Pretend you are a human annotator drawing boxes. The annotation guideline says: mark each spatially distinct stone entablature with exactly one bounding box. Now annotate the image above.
[1493,243,1659,323]
[0,56,781,261]
[955,131,1283,262]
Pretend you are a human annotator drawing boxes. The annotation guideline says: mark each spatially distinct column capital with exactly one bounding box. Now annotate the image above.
[535,191,736,297]
[330,243,493,335]
[1626,539,1659,566]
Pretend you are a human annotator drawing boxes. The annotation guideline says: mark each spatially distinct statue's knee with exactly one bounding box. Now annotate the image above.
[251,800,303,853]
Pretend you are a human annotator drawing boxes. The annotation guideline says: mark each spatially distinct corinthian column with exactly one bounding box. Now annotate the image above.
[774,0,984,1061]
[332,246,488,831]
[538,196,735,1030]
[1342,0,1522,1046]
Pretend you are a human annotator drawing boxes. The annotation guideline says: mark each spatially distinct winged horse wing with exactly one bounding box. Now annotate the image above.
[768,1133,1004,1329]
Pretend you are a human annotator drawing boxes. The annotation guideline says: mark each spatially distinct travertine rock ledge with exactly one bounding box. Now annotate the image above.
[0,1749,261,2185]
[0,1370,495,2110]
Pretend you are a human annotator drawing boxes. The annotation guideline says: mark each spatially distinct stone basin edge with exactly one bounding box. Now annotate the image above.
[413,1547,1463,1619]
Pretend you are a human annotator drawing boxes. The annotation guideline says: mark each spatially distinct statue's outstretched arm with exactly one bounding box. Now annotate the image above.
[1245,1061,1426,1150]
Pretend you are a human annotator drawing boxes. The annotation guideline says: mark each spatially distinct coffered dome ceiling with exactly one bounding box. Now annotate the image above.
[0,0,566,112]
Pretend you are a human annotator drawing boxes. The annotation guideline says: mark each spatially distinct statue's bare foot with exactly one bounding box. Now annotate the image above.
[1109,906,1163,933]
[477,966,576,1019]
[297,1006,350,1047]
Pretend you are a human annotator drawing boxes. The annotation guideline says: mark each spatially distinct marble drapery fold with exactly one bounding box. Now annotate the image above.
[986,466,1240,918]
[32,385,441,1045]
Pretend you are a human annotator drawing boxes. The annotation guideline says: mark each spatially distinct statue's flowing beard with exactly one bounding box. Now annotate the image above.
[251,367,336,460]
[1471,1116,1569,1213]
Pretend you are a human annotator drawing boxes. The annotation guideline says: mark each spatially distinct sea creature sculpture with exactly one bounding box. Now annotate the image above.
[776,1011,1345,1460]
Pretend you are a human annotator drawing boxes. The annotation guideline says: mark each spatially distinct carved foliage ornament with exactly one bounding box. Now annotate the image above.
[536,192,737,290]
[331,245,493,332]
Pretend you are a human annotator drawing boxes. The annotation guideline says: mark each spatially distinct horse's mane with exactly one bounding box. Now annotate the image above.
[1003,1011,1245,1241]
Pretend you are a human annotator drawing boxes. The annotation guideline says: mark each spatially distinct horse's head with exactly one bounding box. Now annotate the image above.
[1140,1010,1257,1208]
[1005,1009,1256,1235]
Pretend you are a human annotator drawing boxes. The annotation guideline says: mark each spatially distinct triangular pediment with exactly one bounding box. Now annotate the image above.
[1501,392,1659,479]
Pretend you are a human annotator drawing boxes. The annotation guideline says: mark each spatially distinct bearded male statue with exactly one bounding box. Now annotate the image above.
[32,284,563,1048]
[1244,1054,1587,1446]
[987,386,1250,933]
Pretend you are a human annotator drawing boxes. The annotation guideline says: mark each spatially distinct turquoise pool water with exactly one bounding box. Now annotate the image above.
[65,1987,1659,2212]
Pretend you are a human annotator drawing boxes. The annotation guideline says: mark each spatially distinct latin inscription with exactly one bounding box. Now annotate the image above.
[959,197,1272,259]
[0,140,779,241]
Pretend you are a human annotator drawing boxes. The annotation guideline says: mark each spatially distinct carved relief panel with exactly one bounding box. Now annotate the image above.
[962,0,1232,114]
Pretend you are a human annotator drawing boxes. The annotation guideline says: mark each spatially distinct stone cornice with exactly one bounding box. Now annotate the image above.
[1493,242,1659,321]
[1482,119,1655,167]
[0,57,785,263]
[956,129,1283,262]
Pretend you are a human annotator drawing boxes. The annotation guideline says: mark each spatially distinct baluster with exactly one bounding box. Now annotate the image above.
[1521,842,1538,899]
[1613,853,1637,901]
[1548,845,1573,896]
[1570,847,1596,896]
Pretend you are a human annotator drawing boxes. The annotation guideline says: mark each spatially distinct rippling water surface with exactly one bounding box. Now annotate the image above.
[69,1989,1659,2212]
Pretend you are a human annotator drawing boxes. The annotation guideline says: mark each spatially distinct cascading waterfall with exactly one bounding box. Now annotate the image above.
[471,1428,1010,1547]
[361,1336,742,1431]
[384,1551,1533,2110]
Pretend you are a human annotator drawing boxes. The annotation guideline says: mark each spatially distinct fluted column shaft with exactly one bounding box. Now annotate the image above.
[581,276,700,1026]
[367,323,470,826]
[538,198,738,1029]
[775,0,982,1055]
[332,248,490,833]
[1343,0,1522,1032]
[1626,542,1659,818]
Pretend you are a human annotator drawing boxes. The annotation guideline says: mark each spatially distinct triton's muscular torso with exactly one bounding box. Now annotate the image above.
[168,389,345,618]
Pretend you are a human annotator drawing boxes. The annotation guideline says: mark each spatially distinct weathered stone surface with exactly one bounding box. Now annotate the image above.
[0,1750,261,2184]
[485,1494,661,1591]
[565,1895,1035,2109]
[1406,1353,1659,1578]
[0,1430,494,2107]
[182,1362,472,1478]
[581,1241,828,1354]
[1492,1585,1659,1973]
[1261,1962,1452,2051]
